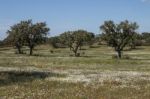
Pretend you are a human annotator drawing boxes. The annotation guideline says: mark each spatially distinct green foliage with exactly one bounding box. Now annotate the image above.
[100,20,139,58]
[129,33,142,49]
[60,30,94,56]
[48,36,68,48]
[6,20,50,55]
[142,32,150,45]
[48,36,61,48]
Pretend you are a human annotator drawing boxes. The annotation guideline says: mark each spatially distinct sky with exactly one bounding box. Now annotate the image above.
[0,0,150,40]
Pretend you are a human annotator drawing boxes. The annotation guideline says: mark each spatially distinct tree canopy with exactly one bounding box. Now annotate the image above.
[6,20,50,55]
[100,20,139,58]
[60,30,94,56]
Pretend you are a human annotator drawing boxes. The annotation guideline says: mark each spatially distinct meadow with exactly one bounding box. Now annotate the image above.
[0,45,150,99]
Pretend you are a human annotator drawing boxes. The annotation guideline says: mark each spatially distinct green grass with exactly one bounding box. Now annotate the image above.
[0,45,150,71]
[0,45,150,98]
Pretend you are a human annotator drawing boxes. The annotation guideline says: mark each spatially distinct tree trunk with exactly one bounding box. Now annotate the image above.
[117,50,122,59]
[74,51,77,57]
[15,41,22,54]
[73,46,80,57]
[29,47,33,55]
[73,50,78,57]
[17,46,22,54]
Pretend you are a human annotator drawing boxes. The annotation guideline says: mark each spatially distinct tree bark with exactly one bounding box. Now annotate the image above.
[29,46,33,55]
[17,46,22,54]
[73,49,78,57]
[16,42,22,54]
[73,46,80,57]
[74,51,77,57]
[117,50,122,59]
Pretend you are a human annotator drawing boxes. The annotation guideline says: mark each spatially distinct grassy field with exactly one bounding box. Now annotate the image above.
[0,45,150,99]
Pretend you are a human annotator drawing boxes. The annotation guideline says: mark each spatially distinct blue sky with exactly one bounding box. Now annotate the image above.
[0,0,150,40]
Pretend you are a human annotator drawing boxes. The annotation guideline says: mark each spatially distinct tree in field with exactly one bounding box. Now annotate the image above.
[60,30,93,57]
[6,20,31,54]
[60,31,74,50]
[100,20,139,58]
[6,20,50,55]
[26,22,50,55]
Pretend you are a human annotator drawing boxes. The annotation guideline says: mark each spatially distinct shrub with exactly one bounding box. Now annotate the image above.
[50,50,54,53]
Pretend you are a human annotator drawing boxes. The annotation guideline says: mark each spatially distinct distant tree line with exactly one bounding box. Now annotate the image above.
[0,19,150,58]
